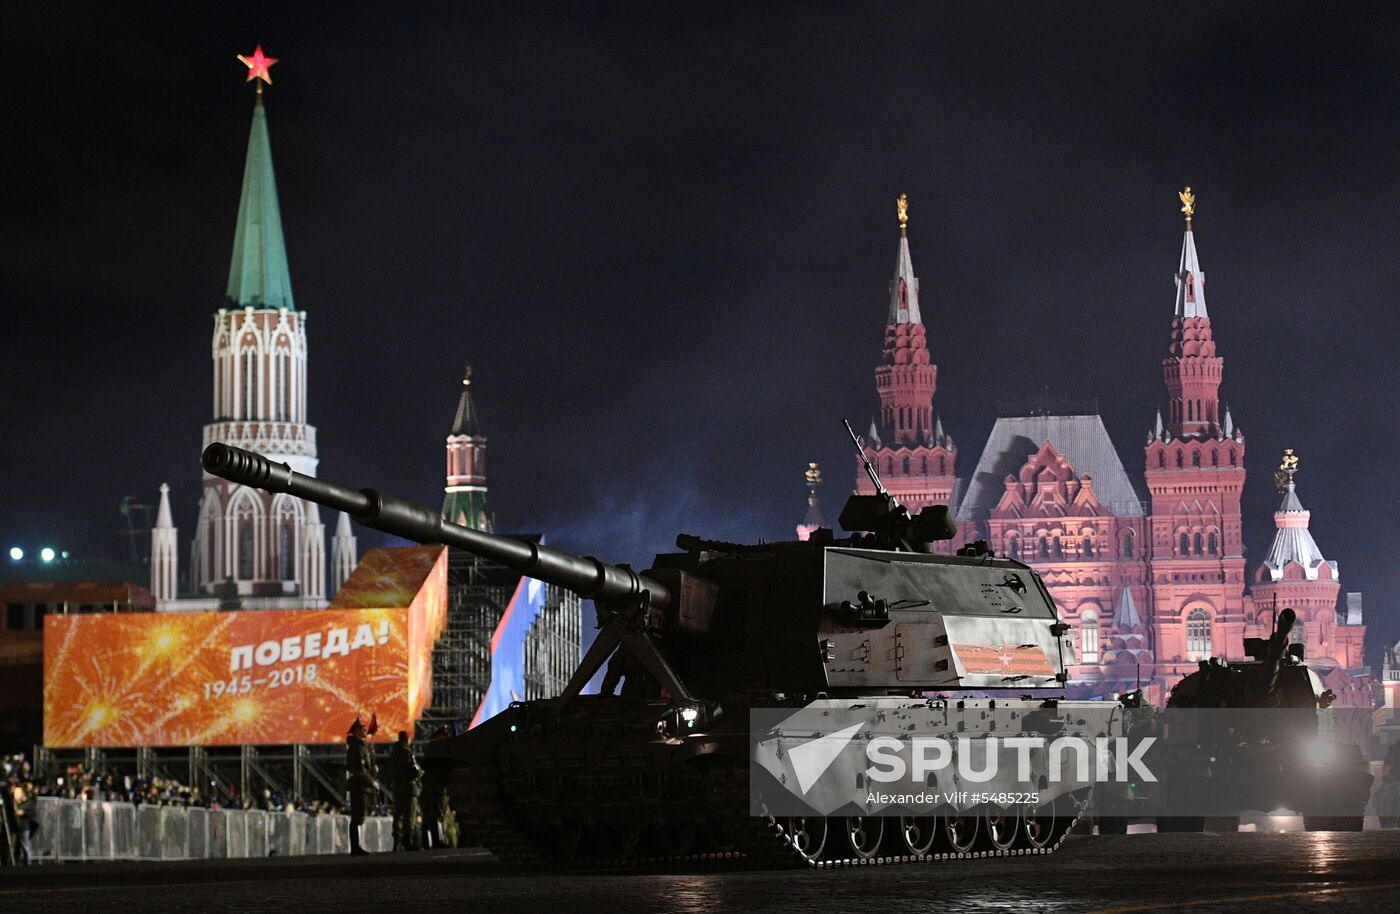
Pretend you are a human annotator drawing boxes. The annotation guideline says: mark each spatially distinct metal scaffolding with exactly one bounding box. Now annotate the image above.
[417,544,582,734]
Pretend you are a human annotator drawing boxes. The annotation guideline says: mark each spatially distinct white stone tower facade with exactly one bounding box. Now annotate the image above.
[150,483,179,605]
[187,84,330,606]
[331,511,359,593]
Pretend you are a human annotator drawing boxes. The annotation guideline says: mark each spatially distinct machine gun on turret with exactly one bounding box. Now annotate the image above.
[839,419,955,550]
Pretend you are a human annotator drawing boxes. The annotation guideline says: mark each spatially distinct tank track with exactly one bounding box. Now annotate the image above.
[452,762,1083,870]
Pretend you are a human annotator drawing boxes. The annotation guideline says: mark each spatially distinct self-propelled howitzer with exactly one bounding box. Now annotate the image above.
[202,440,1122,867]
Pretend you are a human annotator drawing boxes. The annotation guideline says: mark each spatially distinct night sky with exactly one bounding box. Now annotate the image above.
[4,4,1398,661]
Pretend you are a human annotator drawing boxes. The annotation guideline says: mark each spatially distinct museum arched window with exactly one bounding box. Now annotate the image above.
[1192,450,1201,467]
[1186,609,1212,659]
[902,456,911,475]
[1006,534,1019,560]
[1122,529,1135,558]
[1179,532,1190,556]
[1052,536,1063,558]
[1193,532,1203,555]
[1039,536,1049,558]
[1082,535,1093,558]
[1158,452,1166,468]
[1207,531,1218,555]
[1176,451,1184,468]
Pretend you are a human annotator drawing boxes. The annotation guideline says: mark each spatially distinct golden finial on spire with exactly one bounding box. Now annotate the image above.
[1179,186,1196,226]
[805,462,823,487]
[897,193,909,235]
[462,364,473,386]
[1274,448,1299,493]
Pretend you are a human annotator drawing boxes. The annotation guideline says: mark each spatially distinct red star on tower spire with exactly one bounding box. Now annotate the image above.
[237,45,278,86]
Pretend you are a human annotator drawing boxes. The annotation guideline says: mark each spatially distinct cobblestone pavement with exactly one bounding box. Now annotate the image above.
[3,832,1399,913]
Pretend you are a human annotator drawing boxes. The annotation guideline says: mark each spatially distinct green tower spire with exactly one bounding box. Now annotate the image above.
[225,93,295,310]
[442,365,493,532]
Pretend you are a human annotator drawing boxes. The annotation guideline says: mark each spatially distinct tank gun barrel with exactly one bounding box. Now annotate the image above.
[201,443,671,610]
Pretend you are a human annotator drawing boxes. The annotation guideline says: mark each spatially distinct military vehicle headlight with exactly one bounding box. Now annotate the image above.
[1304,739,1337,767]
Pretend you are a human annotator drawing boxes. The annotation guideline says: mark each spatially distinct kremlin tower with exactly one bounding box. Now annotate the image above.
[442,365,491,531]
[150,484,178,605]
[154,48,342,608]
[854,195,957,524]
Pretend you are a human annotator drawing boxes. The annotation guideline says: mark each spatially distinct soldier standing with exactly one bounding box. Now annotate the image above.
[419,727,456,849]
[1,778,18,866]
[345,716,379,856]
[388,731,421,851]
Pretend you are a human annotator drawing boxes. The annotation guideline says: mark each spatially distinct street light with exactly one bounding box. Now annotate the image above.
[7,547,21,561]
[40,547,56,563]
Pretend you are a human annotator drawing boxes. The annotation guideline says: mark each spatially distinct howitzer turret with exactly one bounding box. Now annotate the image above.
[201,435,1124,868]
[1167,607,1324,710]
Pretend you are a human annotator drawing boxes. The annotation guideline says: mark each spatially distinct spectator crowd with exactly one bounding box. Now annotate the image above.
[1,751,353,865]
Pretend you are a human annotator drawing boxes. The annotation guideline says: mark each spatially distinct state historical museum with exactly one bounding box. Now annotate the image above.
[820,191,1370,707]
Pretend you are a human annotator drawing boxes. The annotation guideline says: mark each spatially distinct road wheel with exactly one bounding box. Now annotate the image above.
[1023,806,1057,850]
[782,816,828,863]
[942,811,981,854]
[985,808,1020,851]
[551,819,583,858]
[654,815,696,855]
[608,822,642,858]
[700,818,739,853]
[897,816,938,855]
[839,815,884,860]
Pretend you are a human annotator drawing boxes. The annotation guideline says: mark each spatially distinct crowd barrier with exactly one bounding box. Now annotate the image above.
[29,797,393,861]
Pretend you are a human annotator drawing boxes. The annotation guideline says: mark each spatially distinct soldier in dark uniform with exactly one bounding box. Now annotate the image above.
[345,716,379,855]
[1,779,18,866]
[388,730,421,851]
[419,727,456,849]
[601,647,659,699]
